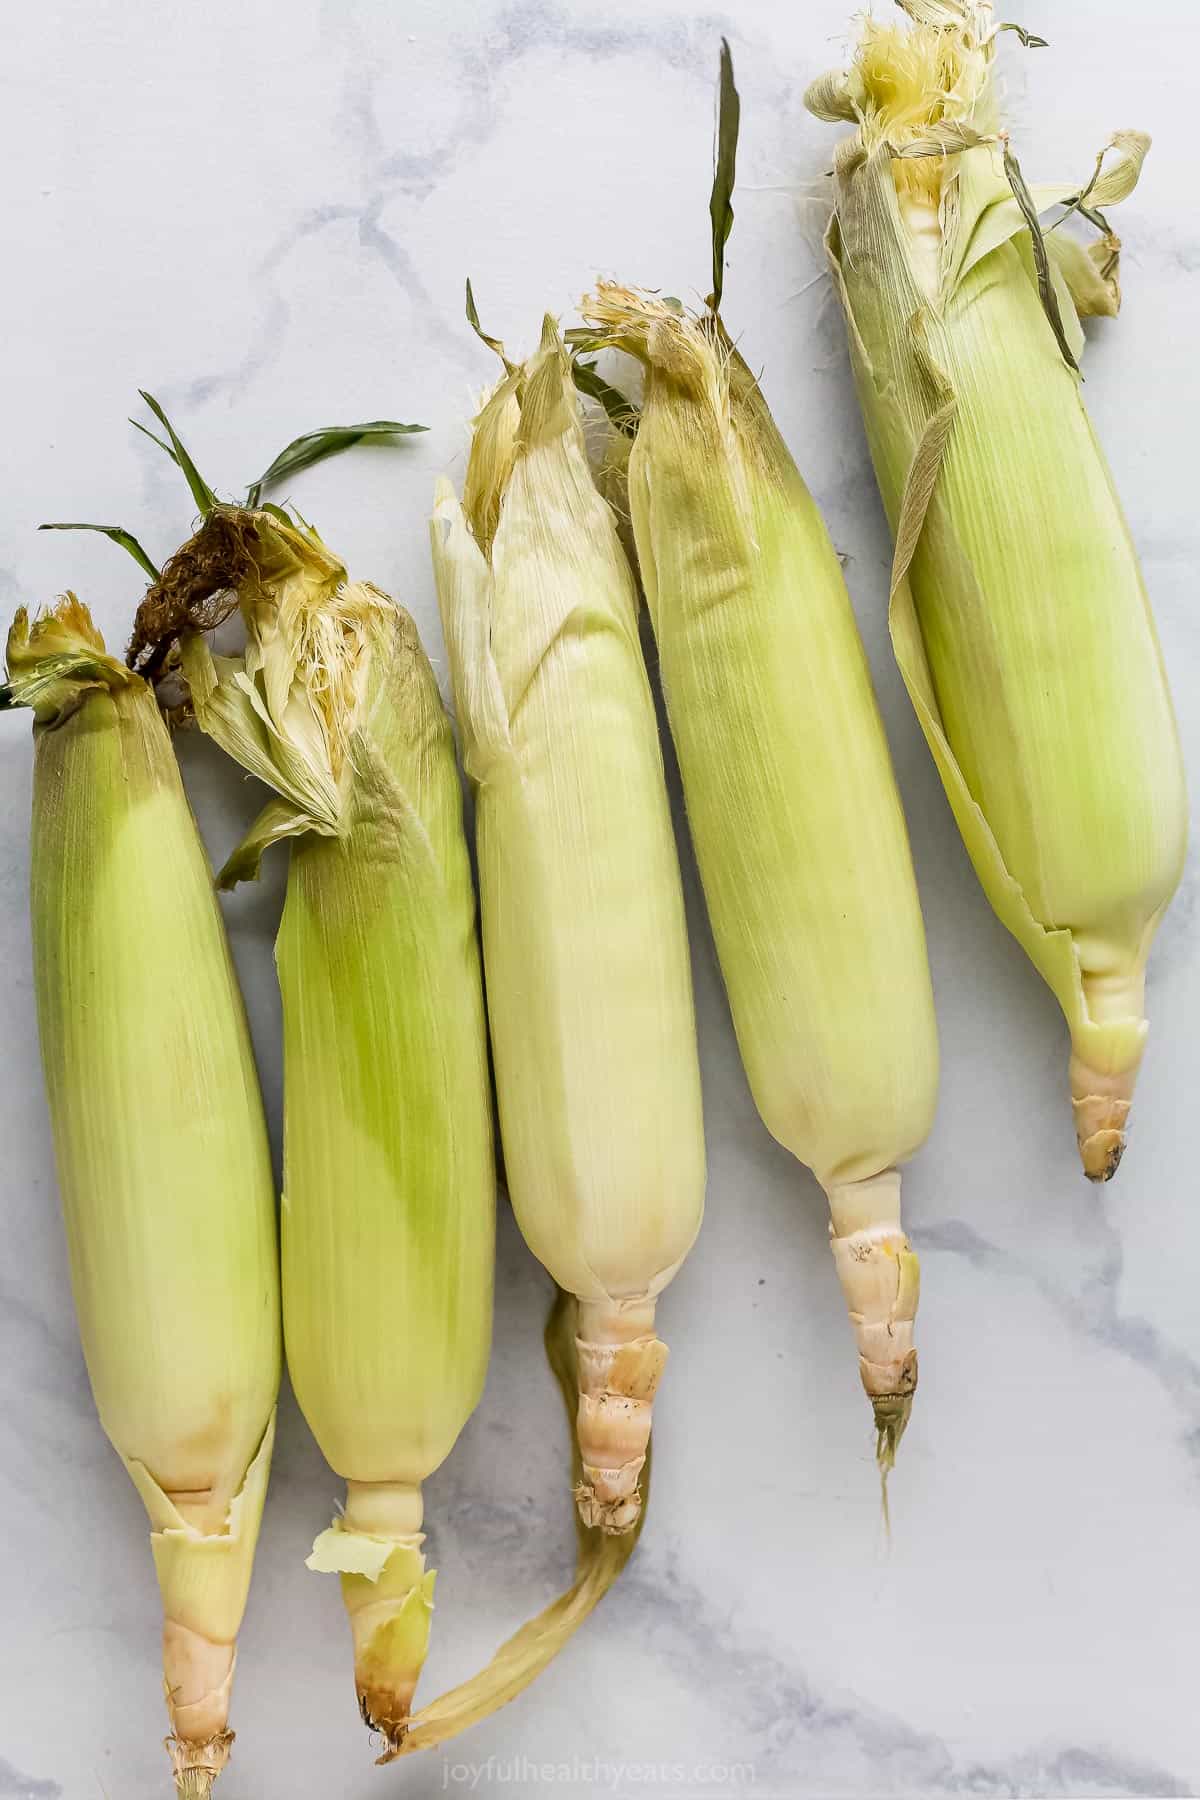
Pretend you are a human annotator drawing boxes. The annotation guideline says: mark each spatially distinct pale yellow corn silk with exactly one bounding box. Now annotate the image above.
[3,598,280,1799]
[579,285,937,1471]
[807,0,1184,1180]
[151,507,496,1758]
[431,314,705,1527]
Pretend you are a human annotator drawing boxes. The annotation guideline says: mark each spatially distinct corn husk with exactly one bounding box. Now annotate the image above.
[431,316,705,1530]
[807,0,1186,1179]
[2,598,280,1799]
[136,508,496,1758]
[581,285,939,1469]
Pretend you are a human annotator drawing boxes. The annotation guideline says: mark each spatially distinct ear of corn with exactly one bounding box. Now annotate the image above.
[150,508,496,1757]
[3,598,280,1800]
[430,315,705,1531]
[580,285,939,1468]
[808,0,1186,1180]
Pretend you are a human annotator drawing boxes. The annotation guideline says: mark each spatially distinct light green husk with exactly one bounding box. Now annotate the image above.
[807,0,1186,1181]
[3,598,280,1799]
[580,284,938,1472]
[145,507,496,1759]
[431,315,705,1531]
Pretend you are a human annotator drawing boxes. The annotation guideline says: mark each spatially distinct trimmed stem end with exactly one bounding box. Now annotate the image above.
[574,1299,668,1536]
[337,1534,434,1762]
[873,1392,914,1476]
[827,1172,920,1469]
[361,1686,416,1765]
[1069,1061,1138,1184]
[166,1732,233,1800]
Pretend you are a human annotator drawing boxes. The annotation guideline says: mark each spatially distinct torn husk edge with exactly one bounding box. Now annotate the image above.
[3,595,137,723]
[307,1511,436,1763]
[393,1290,646,1756]
[132,1413,276,1795]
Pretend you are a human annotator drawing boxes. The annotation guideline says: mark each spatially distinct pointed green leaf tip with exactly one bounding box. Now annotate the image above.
[38,522,161,582]
[129,419,177,463]
[244,421,427,508]
[135,391,218,518]
[709,37,741,314]
[464,277,516,373]
[996,22,1049,49]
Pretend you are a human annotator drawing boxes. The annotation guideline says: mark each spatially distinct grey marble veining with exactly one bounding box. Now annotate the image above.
[3,1,1200,1796]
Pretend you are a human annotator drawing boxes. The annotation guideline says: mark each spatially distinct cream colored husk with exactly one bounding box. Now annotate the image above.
[431,317,706,1530]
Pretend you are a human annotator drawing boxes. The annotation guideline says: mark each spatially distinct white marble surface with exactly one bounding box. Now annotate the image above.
[4,2,1200,1796]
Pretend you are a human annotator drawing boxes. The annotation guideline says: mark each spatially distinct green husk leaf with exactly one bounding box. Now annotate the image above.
[38,522,161,582]
[842,279,1151,1081]
[214,795,318,889]
[244,421,426,509]
[465,277,517,374]
[709,38,741,313]
[570,358,639,437]
[395,1289,646,1755]
[129,418,179,464]
[136,392,218,517]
